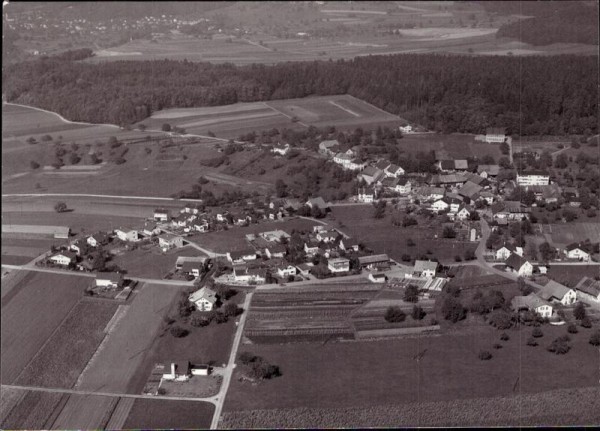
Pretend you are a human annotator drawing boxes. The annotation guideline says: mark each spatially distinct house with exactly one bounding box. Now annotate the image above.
[505,254,533,276]
[485,127,506,143]
[319,139,339,156]
[114,228,139,242]
[359,167,385,185]
[272,142,290,156]
[574,277,600,304]
[412,260,437,278]
[538,280,577,306]
[69,239,87,256]
[429,173,468,187]
[171,213,188,228]
[49,251,76,266]
[339,237,360,252]
[394,178,412,194]
[526,184,562,204]
[495,244,524,261]
[304,241,320,256]
[158,234,184,250]
[421,187,445,201]
[347,159,367,171]
[265,244,287,259]
[153,208,170,222]
[334,153,365,170]
[477,164,500,178]
[563,243,591,262]
[516,170,550,186]
[384,164,405,178]
[306,197,330,211]
[233,266,267,284]
[327,257,350,273]
[455,205,471,221]
[277,264,297,278]
[193,220,209,233]
[260,230,291,243]
[162,361,191,381]
[180,261,203,278]
[358,254,390,269]
[142,222,161,237]
[431,198,450,213]
[87,232,109,247]
[375,160,391,171]
[227,249,257,264]
[95,272,124,288]
[478,191,495,205]
[369,273,387,283]
[491,201,531,221]
[282,198,303,211]
[216,212,230,223]
[189,287,218,311]
[399,124,413,134]
[458,181,483,201]
[357,187,375,203]
[316,229,339,243]
[296,263,312,276]
[182,203,202,214]
[511,294,553,318]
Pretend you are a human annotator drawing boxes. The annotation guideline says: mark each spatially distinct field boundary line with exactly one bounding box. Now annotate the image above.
[262,102,309,128]
[3,102,120,130]
[328,100,360,117]
[345,94,404,120]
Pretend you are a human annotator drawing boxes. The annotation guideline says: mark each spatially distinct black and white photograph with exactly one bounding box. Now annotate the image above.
[1,0,599,429]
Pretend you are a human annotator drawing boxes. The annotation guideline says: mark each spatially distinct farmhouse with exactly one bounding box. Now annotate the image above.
[272,142,290,156]
[454,205,471,221]
[233,266,267,284]
[399,124,413,134]
[69,239,87,255]
[142,223,162,237]
[420,187,445,201]
[477,164,500,178]
[189,287,218,311]
[394,178,412,194]
[265,244,287,259]
[114,228,139,242]
[227,249,257,264]
[182,203,202,214]
[369,273,387,283]
[511,294,553,318]
[181,260,203,278]
[375,160,391,171]
[412,260,437,279]
[193,220,209,232]
[430,173,468,187]
[153,208,170,222]
[327,257,350,273]
[95,272,124,288]
[574,277,600,304]
[357,187,376,203]
[563,243,591,262]
[276,264,297,278]
[495,244,524,261]
[505,254,533,277]
[516,170,550,186]
[49,251,76,266]
[491,201,531,221]
[438,159,468,172]
[538,280,577,306]
[339,237,360,252]
[316,229,339,243]
[87,232,109,247]
[162,361,191,381]
[384,164,405,178]
[359,166,384,185]
[306,197,330,211]
[319,139,339,156]
[358,254,390,269]
[304,241,320,256]
[458,181,483,201]
[158,234,184,250]
[485,127,507,143]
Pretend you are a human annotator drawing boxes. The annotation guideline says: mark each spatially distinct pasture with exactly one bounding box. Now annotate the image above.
[1,235,62,265]
[542,222,600,248]
[221,386,600,428]
[396,133,503,161]
[76,283,181,394]
[14,300,118,388]
[122,399,214,429]
[0,271,85,384]
[0,390,66,429]
[50,394,119,430]
[111,245,206,278]
[226,324,600,414]
[543,265,600,288]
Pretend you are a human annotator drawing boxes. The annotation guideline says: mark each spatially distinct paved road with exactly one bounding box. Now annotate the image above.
[210,291,254,429]
[2,193,202,202]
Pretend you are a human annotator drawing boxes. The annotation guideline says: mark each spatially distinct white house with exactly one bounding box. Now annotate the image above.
[95,272,124,288]
[162,361,191,382]
[431,198,450,213]
[495,244,524,261]
[395,178,412,194]
[189,287,218,311]
[87,232,109,247]
[399,124,413,134]
[49,251,76,266]
[265,244,287,259]
[316,229,339,243]
[412,260,437,279]
[272,142,290,156]
[143,223,162,237]
[277,265,297,278]
[455,205,471,221]
[359,167,384,185]
[505,254,533,277]
[339,238,360,252]
[304,241,320,256]
[327,257,350,273]
[538,280,577,306]
[563,244,591,262]
[193,220,209,233]
[516,170,550,186]
[181,261,203,278]
[575,277,600,304]
[357,187,375,203]
[485,127,506,143]
[384,164,405,178]
[511,294,553,318]
[369,273,387,283]
[153,208,170,222]
[69,239,86,256]
[158,234,184,250]
[227,249,257,264]
[233,266,267,284]
[114,229,139,242]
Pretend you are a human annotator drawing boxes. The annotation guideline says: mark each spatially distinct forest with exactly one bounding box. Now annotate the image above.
[2,53,597,136]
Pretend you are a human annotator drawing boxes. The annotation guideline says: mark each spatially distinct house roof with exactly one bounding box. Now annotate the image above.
[538,280,572,301]
[89,232,109,242]
[267,244,287,254]
[162,360,191,375]
[181,261,203,272]
[396,177,410,186]
[319,140,339,149]
[328,257,350,264]
[505,253,529,270]
[358,254,390,265]
[362,166,384,178]
[511,294,550,310]
[575,277,600,297]
[334,152,352,161]
[158,233,181,242]
[454,160,468,170]
[342,237,359,247]
[229,249,256,260]
[189,287,217,304]
[95,272,123,283]
[565,243,589,253]
[486,127,506,135]
[381,177,399,187]
[375,160,391,170]
[477,164,500,176]
[386,163,401,173]
[414,260,437,272]
[440,160,455,170]
[432,174,468,185]
[53,251,76,260]
[517,170,549,177]
[458,181,483,199]
[154,208,169,214]
[371,273,387,279]
[307,197,329,210]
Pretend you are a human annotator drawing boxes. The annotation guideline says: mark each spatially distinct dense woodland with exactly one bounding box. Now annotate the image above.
[3,53,597,135]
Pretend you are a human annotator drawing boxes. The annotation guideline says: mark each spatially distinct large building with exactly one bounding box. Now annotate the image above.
[516,170,550,186]
[485,127,507,143]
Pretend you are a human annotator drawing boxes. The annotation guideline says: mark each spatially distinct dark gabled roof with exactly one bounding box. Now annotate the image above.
[440,160,455,170]
[517,170,549,177]
[358,254,390,265]
[229,249,256,260]
[362,166,383,178]
[375,160,391,170]
[565,243,590,252]
[539,280,572,301]
[575,277,600,297]
[477,164,500,176]
[505,253,529,270]
[96,272,123,282]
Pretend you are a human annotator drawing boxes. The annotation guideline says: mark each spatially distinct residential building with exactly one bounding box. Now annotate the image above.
[485,127,507,143]
[538,280,577,306]
[505,254,533,276]
[265,244,287,259]
[319,139,339,156]
[304,241,320,256]
[181,261,203,278]
[358,187,375,203]
[158,234,184,250]
[277,264,297,278]
[413,260,437,278]
[95,272,124,288]
[306,197,330,211]
[511,294,553,318]
[233,266,267,284]
[49,251,76,266]
[563,243,591,262]
[477,164,500,178]
[384,164,405,178]
[491,201,531,221]
[455,205,471,221]
[142,223,161,237]
[260,230,291,243]
[359,167,384,185]
[189,287,218,311]
[516,170,550,186]
[272,142,290,156]
[495,244,524,261]
[227,249,257,264]
[87,232,109,247]
[458,181,483,201]
[574,277,600,304]
[394,178,412,194]
[153,208,170,222]
[114,228,139,242]
[162,361,191,381]
[399,124,412,134]
[69,239,86,255]
[339,237,360,252]
[327,257,350,273]
[193,220,209,233]
[316,229,339,243]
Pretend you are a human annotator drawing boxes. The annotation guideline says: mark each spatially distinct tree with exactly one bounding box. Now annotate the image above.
[526,337,538,347]
[411,305,426,320]
[170,326,189,338]
[54,202,68,213]
[488,309,514,329]
[161,123,172,132]
[275,179,288,198]
[372,200,387,219]
[538,242,555,262]
[26,137,38,145]
[442,226,456,238]
[532,327,543,338]
[581,316,592,328]
[223,302,242,317]
[573,302,586,320]
[567,323,578,334]
[589,330,600,346]
[404,285,419,303]
[547,335,571,354]
[464,249,476,261]
[441,297,466,323]
[478,350,492,360]
[500,141,510,155]
[384,306,406,322]
[30,160,40,169]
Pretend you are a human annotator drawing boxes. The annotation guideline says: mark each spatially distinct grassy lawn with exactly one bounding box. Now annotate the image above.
[111,244,205,278]
[15,300,118,388]
[226,323,600,412]
[76,283,181,394]
[0,271,85,384]
[122,399,214,429]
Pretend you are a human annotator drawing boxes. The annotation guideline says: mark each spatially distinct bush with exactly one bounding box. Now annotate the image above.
[30,160,40,169]
[478,350,492,360]
[54,202,68,213]
[589,330,600,346]
[401,254,411,262]
[573,302,586,320]
[443,226,457,238]
[488,309,514,330]
[454,255,462,262]
[441,297,466,323]
[493,343,502,349]
[526,337,538,347]
[403,285,419,303]
[464,249,476,261]
[581,316,592,328]
[532,327,543,338]
[384,306,406,323]
[223,302,242,317]
[190,316,210,327]
[161,123,172,132]
[567,323,578,334]
[411,305,426,320]
[169,326,189,338]
[500,333,510,341]
[547,335,571,354]
[215,312,229,324]
[157,387,167,395]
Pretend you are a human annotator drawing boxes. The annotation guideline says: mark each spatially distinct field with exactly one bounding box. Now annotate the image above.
[225,323,600,415]
[0,271,85,384]
[50,394,119,430]
[1,235,61,265]
[396,133,503,161]
[192,216,321,253]
[122,399,214,429]
[330,205,478,264]
[138,95,404,139]
[0,390,66,429]
[540,222,600,248]
[543,265,600,288]
[111,244,206,278]
[221,386,600,428]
